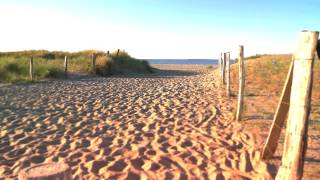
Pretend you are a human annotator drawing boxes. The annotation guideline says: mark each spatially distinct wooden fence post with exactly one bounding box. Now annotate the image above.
[64,56,68,76]
[222,53,226,85]
[219,53,222,85]
[19,163,72,180]
[226,52,231,97]
[235,46,245,121]
[276,31,319,180]
[219,53,222,86]
[29,57,34,81]
[91,53,96,74]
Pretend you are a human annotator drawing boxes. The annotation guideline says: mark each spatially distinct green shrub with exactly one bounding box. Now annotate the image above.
[34,63,65,79]
[0,58,29,82]
[68,57,91,73]
[95,50,153,75]
[46,67,65,78]
[5,63,25,73]
[95,56,113,76]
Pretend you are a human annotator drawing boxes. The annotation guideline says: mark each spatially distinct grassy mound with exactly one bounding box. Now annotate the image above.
[92,50,153,76]
[108,51,153,74]
[229,54,319,123]
[0,50,152,83]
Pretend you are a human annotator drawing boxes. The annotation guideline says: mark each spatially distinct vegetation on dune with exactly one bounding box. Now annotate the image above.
[109,51,153,74]
[0,57,66,83]
[230,54,320,123]
[0,50,152,83]
[93,51,153,76]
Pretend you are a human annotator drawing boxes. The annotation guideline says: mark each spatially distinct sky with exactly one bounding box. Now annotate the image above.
[0,0,319,59]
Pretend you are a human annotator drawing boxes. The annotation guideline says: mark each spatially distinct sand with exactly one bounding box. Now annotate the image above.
[0,64,271,179]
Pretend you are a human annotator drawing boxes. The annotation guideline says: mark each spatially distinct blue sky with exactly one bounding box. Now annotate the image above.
[0,0,319,58]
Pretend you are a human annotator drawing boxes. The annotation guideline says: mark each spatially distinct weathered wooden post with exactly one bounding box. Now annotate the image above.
[64,56,68,76]
[235,46,245,121]
[275,31,319,180]
[221,53,226,85]
[19,163,72,180]
[226,52,231,97]
[219,53,222,86]
[218,53,221,73]
[221,53,224,76]
[91,53,96,74]
[29,57,34,81]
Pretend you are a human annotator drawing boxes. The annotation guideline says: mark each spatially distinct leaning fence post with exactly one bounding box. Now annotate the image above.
[226,52,231,97]
[235,46,245,121]
[276,31,319,180]
[91,53,96,74]
[29,57,34,81]
[64,56,68,76]
[116,49,120,57]
[262,59,294,159]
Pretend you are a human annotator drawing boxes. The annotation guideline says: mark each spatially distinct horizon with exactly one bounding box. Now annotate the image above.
[0,0,319,59]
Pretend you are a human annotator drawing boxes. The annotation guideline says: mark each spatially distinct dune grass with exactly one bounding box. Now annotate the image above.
[230,54,320,123]
[0,50,152,83]
[0,57,66,83]
[109,51,153,74]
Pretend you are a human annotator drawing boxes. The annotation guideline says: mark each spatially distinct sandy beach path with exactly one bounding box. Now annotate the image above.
[0,65,270,179]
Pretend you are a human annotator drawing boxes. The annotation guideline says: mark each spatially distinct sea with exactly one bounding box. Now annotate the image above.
[147,59,234,65]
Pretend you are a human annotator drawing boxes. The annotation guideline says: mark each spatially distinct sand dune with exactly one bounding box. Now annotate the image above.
[0,65,271,179]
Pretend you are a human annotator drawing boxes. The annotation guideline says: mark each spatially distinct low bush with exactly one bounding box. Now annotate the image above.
[95,56,113,76]
[108,50,153,74]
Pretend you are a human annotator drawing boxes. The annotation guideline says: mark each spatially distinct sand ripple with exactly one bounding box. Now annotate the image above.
[0,65,271,179]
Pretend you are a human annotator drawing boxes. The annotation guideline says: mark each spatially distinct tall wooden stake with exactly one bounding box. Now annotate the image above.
[91,53,96,74]
[219,53,223,86]
[64,56,68,76]
[222,53,226,85]
[218,53,221,76]
[235,46,245,121]
[29,57,34,81]
[226,52,231,97]
[276,31,319,180]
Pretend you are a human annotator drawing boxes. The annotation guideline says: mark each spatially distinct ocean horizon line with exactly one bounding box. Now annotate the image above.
[147,59,234,65]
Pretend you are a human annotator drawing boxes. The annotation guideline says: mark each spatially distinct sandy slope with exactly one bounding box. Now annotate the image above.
[0,65,271,179]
